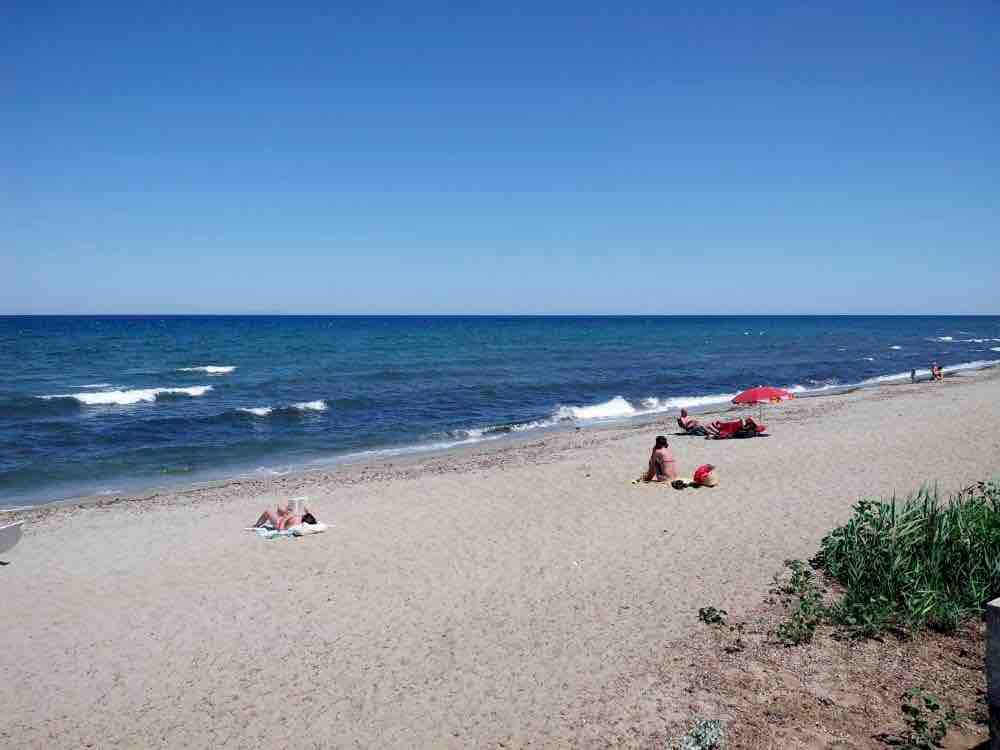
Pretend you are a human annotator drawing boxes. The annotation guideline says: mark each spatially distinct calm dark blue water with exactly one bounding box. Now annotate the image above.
[1,315,998,506]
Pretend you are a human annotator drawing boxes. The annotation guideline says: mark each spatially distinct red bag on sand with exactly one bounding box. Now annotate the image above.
[693,464,716,486]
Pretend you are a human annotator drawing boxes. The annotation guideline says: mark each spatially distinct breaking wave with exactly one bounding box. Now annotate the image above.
[237,400,328,417]
[178,366,236,375]
[554,395,636,421]
[929,337,1000,344]
[40,386,213,406]
[238,406,274,417]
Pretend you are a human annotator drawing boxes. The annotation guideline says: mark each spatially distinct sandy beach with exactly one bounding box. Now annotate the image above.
[2,370,999,748]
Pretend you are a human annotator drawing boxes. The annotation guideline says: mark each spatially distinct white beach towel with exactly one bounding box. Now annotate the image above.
[246,522,329,539]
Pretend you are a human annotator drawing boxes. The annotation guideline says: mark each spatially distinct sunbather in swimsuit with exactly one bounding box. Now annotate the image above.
[677,409,709,435]
[253,503,314,530]
[643,436,678,482]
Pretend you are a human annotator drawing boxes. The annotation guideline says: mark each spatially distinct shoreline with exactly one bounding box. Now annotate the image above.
[3,366,999,747]
[6,364,999,524]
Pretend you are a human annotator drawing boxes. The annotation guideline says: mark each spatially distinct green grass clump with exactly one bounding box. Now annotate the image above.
[816,480,1000,636]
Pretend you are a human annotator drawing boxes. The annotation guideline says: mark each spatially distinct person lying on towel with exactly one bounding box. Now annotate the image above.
[706,417,766,439]
[677,408,709,436]
[253,502,318,531]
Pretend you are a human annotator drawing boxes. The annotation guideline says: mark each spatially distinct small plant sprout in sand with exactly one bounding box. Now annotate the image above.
[876,688,959,749]
[680,718,724,750]
[723,621,746,654]
[697,607,727,626]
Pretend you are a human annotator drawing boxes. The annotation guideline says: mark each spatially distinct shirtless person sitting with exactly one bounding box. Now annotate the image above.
[642,435,678,482]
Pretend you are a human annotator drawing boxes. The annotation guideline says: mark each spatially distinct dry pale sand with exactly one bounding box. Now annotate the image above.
[2,371,999,749]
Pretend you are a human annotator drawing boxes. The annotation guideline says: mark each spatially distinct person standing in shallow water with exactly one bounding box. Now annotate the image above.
[643,435,678,482]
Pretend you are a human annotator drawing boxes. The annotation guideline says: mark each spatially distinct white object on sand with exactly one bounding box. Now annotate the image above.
[290,522,327,536]
[247,522,329,539]
[0,521,24,555]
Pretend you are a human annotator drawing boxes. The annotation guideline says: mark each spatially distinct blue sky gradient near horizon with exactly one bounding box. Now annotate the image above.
[3,2,998,314]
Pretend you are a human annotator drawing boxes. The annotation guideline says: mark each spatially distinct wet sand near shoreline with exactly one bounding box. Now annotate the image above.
[2,371,999,748]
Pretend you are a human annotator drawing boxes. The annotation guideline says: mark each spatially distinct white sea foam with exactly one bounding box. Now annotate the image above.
[859,358,1000,385]
[78,383,112,388]
[992,347,1000,353]
[292,400,328,412]
[639,392,739,412]
[178,365,236,375]
[788,380,845,395]
[930,337,1000,344]
[554,396,636,421]
[239,406,274,417]
[862,370,924,385]
[548,392,738,424]
[863,357,875,361]
[944,359,1000,374]
[889,345,902,350]
[41,385,213,405]
[235,400,328,417]
[309,356,1000,468]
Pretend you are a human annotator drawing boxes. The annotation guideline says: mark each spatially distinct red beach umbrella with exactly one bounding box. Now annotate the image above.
[732,386,793,405]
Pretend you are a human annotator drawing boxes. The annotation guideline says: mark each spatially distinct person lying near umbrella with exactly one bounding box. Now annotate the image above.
[677,408,709,436]
[705,417,767,439]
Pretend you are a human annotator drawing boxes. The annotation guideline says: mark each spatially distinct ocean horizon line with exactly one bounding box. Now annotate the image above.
[2,312,999,319]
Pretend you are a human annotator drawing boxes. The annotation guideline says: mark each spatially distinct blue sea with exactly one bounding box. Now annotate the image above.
[2,315,999,507]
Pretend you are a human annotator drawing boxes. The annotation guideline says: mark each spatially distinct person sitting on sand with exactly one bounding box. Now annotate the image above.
[253,502,317,531]
[677,408,709,436]
[642,435,678,482]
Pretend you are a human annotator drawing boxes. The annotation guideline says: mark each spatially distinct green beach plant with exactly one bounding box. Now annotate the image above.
[771,559,826,645]
[698,606,728,626]
[679,718,724,750]
[816,481,1000,637]
[877,688,959,749]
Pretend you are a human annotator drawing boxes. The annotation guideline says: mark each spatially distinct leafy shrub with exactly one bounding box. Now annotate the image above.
[816,481,1000,636]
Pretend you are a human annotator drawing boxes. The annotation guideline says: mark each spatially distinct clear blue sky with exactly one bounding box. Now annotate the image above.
[3,1,997,314]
